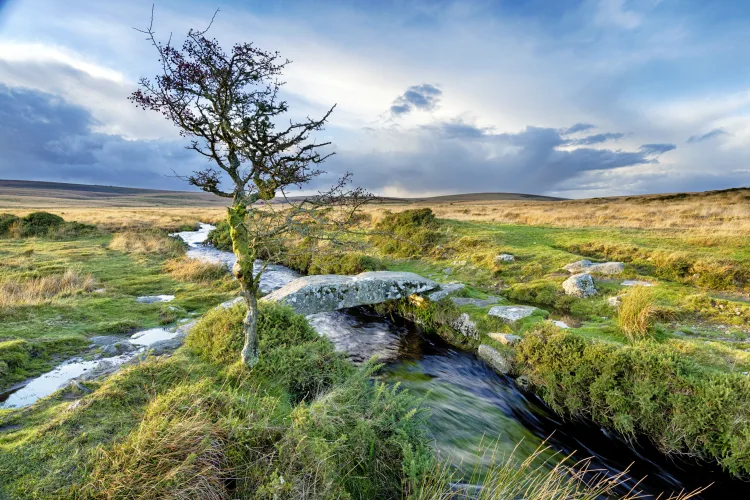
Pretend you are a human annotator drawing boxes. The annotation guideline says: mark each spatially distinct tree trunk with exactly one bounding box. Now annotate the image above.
[240,291,259,366]
[228,201,260,367]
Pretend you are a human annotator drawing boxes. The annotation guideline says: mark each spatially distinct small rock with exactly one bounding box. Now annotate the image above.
[563,260,592,273]
[488,333,521,345]
[101,344,119,357]
[562,273,597,298]
[515,375,532,390]
[549,320,570,329]
[450,313,479,339]
[90,335,123,346]
[428,283,466,302]
[588,262,625,275]
[450,296,502,308]
[607,296,622,307]
[488,305,539,323]
[136,294,175,304]
[443,267,452,275]
[148,334,186,355]
[494,254,515,264]
[477,344,513,375]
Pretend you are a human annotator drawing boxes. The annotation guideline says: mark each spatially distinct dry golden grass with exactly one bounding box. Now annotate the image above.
[164,256,228,283]
[618,286,655,341]
[0,269,96,308]
[109,232,186,256]
[366,188,750,234]
[1,208,226,232]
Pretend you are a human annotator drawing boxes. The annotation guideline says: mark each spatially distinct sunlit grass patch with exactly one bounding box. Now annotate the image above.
[0,269,96,309]
[617,286,655,341]
[108,231,185,256]
[164,256,228,283]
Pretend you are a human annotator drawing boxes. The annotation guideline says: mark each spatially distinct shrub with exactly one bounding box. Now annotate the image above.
[206,220,233,251]
[515,325,750,477]
[617,286,654,341]
[0,213,20,236]
[19,212,64,236]
[108,231,186,256]
[370,208,442,258]
[164,256,228,283]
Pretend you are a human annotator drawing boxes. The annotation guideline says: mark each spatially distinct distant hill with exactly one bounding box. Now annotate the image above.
[0,180,565,208]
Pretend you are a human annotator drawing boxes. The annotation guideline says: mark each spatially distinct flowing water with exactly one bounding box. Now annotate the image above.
[3,225,746,497]
[177,225,748,498]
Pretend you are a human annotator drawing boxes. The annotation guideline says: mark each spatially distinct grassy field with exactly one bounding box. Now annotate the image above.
[0,186,748,497]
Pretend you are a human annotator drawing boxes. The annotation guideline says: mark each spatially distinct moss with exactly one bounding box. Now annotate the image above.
[515,324,750,477]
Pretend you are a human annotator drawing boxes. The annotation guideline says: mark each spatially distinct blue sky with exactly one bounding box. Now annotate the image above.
[0,0,748,197]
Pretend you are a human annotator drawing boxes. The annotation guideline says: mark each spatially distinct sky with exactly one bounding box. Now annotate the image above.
[0,0,749,198]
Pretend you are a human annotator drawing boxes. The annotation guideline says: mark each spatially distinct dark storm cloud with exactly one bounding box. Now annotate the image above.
[326,122,678,195]
[389,83,442,116]
[0,84,203,189]
[687,128,727,143]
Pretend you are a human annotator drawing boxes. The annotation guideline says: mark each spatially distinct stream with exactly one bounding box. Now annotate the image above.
[2,224,747,498]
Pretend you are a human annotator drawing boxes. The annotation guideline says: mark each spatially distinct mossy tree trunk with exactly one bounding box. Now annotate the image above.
[228,201,260,366]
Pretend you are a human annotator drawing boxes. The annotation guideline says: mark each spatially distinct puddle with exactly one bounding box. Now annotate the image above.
[136,295,175,304]
[129,328,179,346]
[0,356,130,409]
[0,326,184,410]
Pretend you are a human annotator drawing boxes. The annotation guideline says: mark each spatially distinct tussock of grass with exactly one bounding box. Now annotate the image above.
[618,286,655,341]
[516,323,750,477]
[108,231,185,256]
[164,256,227,283]
[414,442,705,499]
[0,269,96,309]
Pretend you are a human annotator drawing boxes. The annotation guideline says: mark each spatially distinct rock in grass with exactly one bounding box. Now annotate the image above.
[450,313,479,339]
[451,296,502,307]
[428,283,466,302]
[262,271,438,315]
[90,335,123,346]
[563,260,592,273]
[549,320,570,329]
[487,305,538,323]
[589,262,624,275]
[494,254,515,263]
[607,296,622,307]
[477,344,512,375]
[621,280,654,287]
[563,260,624,275]
[488,332,521,345]
[562,273,597,298]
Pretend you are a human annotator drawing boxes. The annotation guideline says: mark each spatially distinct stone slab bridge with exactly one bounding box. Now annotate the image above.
[261,271,438,315]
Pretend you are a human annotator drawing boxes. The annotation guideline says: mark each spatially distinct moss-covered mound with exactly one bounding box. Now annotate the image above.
[516,324,750,477]
[370,208,443,258]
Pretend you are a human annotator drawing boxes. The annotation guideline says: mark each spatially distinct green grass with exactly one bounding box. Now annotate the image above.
[0,303,435,499]
[515,323,750,477]
[0,232,236,390]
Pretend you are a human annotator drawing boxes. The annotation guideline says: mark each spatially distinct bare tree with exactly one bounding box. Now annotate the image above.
[131,10,368,366]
